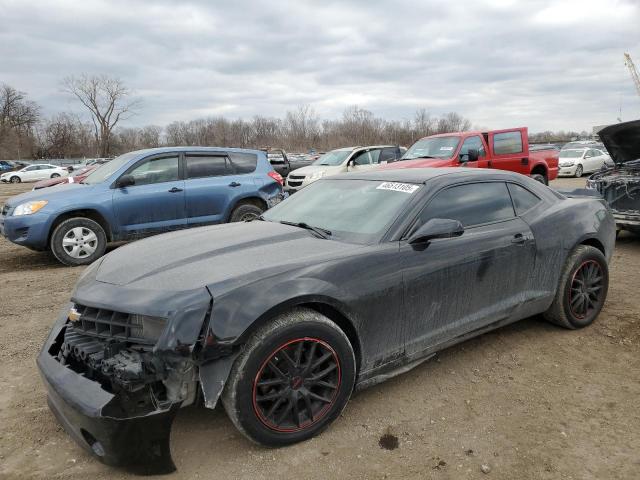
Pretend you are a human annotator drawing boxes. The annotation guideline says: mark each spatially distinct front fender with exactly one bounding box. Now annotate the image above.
[207,276,354,344]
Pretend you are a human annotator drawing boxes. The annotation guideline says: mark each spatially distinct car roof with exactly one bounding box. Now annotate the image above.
[124,146,265,157]
[329,167,523,184]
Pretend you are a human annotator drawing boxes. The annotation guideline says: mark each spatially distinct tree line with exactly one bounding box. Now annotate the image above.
[0,75,591,161]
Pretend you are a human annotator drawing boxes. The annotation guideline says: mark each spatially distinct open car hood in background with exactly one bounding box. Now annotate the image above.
[598,120,640,164]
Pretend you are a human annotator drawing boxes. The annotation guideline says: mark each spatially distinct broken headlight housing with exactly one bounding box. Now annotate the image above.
[130,314,167,342]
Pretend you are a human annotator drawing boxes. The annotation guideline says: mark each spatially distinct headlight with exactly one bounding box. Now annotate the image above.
[13,200,48,216]
[559,160,575,167]
[309,171,326,180]
[130,314,167,341]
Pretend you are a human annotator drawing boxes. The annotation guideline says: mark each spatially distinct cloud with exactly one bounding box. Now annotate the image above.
[0,0,639,132]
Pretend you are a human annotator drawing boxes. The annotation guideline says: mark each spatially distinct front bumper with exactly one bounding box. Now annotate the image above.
[0,211,51,250]
[558,164,578,176]
[613,211,640,229]
[37,307,182,474]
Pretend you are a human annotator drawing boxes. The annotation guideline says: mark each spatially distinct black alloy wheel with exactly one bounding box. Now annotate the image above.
[568,260,604,320]
[252,337,341,432]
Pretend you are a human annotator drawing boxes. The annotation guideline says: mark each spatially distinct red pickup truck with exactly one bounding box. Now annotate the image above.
[388,127,559,184]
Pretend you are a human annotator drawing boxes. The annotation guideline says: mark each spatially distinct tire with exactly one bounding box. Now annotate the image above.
[51,173,61,178]
[574,164,583,178]
[531,173,547,185]
[222,308,356,446]
[50,217,107,266]
[9,176,21,183]
[543,245,608,329]
[229,203,264,222]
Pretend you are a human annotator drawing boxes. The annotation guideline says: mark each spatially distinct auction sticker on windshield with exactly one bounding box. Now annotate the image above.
[376,182,420,193]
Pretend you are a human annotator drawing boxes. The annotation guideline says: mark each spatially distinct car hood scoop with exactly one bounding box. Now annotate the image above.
[95,221,357,290]
[598,120,640,164]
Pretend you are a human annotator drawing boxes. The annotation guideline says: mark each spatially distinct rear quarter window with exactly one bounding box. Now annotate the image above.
[508,183,541,215]
[230,152,258,174]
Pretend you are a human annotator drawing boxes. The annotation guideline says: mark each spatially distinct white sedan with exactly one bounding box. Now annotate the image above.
[0,164,69,183]
[558,148,610,177]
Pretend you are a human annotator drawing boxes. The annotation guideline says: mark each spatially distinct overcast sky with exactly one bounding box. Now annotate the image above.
[1,0,639,132]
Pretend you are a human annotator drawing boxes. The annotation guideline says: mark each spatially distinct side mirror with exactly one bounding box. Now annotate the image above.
[116,174,135,188]
[408,218,464,245]
[460,149,479,163]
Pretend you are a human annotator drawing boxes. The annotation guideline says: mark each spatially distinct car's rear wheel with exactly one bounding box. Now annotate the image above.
[229,203,264,222]
[222,308,356,446]
[10,175,21,183]
[50,217,107,266]
[574,164,583,178]
[51,173,61,178]
[543,245,608,329]
[531,173,547,185]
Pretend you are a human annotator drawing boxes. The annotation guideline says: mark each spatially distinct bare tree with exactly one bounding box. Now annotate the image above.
[62,74,140,157]
[0,84,40,159]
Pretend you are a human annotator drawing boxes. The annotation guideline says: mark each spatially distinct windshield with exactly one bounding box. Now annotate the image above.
[559,150,585,158]
[82,153,137,184]
[312,149,352,166]
[262,179,420,243]
[402,136,461,160]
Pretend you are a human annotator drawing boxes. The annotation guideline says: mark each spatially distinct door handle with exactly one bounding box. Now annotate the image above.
[511,233,527,244]
[229,182,241,187]
[168,187,183,193]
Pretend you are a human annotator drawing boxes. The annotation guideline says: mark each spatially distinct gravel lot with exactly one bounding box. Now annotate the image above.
[0,177,638,480]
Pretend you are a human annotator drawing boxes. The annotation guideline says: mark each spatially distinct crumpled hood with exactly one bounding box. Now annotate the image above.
[5,182,95,207]
[598,120,640,164]
[95,221,361,292]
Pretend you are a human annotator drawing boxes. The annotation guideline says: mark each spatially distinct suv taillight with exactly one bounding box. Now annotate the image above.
[268,171,284,186]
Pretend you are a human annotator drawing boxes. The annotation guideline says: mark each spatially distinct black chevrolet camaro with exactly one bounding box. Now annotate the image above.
[37,168,615,473]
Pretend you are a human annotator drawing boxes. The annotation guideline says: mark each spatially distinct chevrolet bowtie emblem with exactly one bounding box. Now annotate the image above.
[68,307,81,322]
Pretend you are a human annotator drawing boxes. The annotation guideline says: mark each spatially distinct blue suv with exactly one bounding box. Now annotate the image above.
[0,147,284,265]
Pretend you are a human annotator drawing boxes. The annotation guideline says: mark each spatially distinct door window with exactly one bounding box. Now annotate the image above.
[493,132,523,155]
[128,156,179,185]
[417,182,515,228]
[351,150,372,166]
[507,183,541,215]
[24,166,38,171]
[186,155,230,178]
[379,147,398,163]
[369,149,382,164]
[459,136,485,159]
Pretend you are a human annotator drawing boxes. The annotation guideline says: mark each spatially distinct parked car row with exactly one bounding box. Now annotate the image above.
[0,163,70,183]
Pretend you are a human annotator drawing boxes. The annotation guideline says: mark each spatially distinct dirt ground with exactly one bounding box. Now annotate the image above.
[0,177,638,480]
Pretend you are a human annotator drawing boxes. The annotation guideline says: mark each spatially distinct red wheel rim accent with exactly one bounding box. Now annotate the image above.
[569,260,604,320]
[252,337,341,433]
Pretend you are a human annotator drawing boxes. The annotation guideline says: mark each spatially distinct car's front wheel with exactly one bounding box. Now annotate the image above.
[51,173,61,178]
[50,217,107,266]
[531,173,547,185]
[222,308,356,446]
[543,245,608,329]
[574,164,583,178]
[9,175,21,183]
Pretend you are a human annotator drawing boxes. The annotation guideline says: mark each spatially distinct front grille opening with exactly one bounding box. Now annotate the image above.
[70,303,155,345]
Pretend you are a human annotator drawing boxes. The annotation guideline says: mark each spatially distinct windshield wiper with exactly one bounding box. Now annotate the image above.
[279,221,332,239]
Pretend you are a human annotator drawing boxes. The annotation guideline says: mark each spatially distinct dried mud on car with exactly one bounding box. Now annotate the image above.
[1,178,639,480]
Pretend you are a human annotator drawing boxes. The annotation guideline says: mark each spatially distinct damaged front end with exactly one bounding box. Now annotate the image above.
[589,119,640,232]
[588,161,640,232]
[37,290,236,474]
